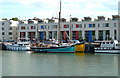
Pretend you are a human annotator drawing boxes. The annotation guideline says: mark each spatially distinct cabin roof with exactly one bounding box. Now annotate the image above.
[94,41,112,42]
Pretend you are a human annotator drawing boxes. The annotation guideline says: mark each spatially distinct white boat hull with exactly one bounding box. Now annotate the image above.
[95,49,120,53]
[94,40,120,53]
[6,45,30,51]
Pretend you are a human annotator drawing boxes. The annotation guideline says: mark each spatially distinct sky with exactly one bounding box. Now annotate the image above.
[1,0,120,20]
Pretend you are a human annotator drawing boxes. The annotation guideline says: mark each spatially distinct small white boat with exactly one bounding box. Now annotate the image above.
[5,38,31,51]
[94,40,120,53]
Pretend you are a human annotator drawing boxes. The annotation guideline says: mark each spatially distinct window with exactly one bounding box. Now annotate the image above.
[27,27,29,29]
[114,23,116,27]
[114,30,117,40]
[78,31,82,39]
[114,30,116,34]
[103,42,105,44]
[111,42,113,44]
[103,23,109,27]
[9,27,12,30]
[76,24,82,28]
[40,26,44,29]
[2,37,4,40]
[9,32,12,35]
[89,24,95,28]
[2,27,4,30]
[48,25,49,29]
[33,26,36,29]
[98,30,103,40]
[44,25,46,29]
[93,24,95,27]
[10,37,12,39]
[66,25,69,28]
[98,24,100,27]
[31,26,36,29]
[106,42,109,44]
[64,25,66,28]
[2,22,4,25]
[84,24,86,28]
[21,26,25,29]
[76,24,78,28]
[41,25,46,29]
[2,32,4,35]
[31,26,33,29]
[105,30,110,40]
[71,24,73,28]
[52,25,57,29]
[19,44,23,46]
[64,24,69,28]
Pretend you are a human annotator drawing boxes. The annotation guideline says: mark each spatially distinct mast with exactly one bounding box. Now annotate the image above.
[57,0,61,43]
[69,15,72,40]
[37,23,39,42]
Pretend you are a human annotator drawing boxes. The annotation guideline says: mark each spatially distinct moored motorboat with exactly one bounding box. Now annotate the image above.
[5,38,31,51]
[94,40,120,53]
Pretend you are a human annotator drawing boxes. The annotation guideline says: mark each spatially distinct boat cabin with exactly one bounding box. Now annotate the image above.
[13,38,30,47]
[18,38,30,42]
[94,40,119,49]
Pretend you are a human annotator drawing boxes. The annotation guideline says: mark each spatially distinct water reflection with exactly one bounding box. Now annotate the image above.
[1,50,118,76]
[0,50,2,77]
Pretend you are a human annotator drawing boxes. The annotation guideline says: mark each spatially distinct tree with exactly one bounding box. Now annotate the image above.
[11,17,19,21]
[2,18,8,20]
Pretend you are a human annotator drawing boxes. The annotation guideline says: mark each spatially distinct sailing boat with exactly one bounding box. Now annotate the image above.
[31,0,93,53]
[30,0,76,53]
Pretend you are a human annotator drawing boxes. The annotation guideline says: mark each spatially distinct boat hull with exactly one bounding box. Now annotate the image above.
[31,45,75,53]
[6,45,30,51]
[95,49,120,53]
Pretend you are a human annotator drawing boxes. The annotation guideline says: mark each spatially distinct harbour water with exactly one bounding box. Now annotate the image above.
[0,50,2,77]
[1,50,118,76]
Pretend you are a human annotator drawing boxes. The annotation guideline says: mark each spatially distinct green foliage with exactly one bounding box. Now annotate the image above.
[2,18,8,20]
[11,17,19,21]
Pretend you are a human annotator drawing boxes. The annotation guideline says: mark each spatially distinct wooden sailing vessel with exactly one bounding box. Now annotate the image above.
[31,0,75,53]
[30,0,94,53]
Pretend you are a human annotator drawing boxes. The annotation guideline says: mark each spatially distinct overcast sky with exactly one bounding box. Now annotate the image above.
[1,0,120,19]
